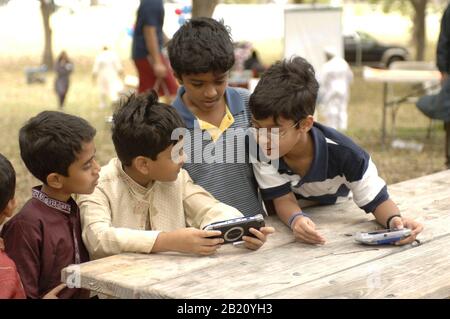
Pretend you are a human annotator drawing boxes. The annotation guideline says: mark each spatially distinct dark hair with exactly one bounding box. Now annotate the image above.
[57,51,70,63]
[249,56,319,124]
[112,91,185,166]
[0,153,16,212]
[19,111,96,184]
[168,17,235,76]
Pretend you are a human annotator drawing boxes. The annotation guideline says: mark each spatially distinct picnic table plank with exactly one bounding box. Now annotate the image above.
[266,234,450,299]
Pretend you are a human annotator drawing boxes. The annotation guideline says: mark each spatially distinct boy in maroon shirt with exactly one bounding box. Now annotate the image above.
[1,111,100,299]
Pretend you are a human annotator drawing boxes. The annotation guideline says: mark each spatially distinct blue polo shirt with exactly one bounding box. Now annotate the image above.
[132,0,164,60]
[252,122,389,213]
[172,86,265,217]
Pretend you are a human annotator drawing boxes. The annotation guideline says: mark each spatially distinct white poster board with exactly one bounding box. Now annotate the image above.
[284,5,343,74]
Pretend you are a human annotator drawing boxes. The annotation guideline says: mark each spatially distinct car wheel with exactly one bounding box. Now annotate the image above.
[387,56,405,68]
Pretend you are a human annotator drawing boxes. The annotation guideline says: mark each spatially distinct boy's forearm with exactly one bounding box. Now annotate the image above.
[273,192,302,226]
[152,231,177,253]
[82,216,160,258]
[372,198,401,228]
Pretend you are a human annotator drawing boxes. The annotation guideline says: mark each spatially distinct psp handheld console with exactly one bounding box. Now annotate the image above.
[203,214,265,244]
[354,228,412,245]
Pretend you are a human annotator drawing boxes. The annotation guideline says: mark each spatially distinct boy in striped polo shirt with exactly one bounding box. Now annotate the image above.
[168,18,264,217]
[249,56,423,246]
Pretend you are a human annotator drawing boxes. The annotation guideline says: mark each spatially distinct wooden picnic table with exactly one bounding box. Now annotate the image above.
[61,170,450,299]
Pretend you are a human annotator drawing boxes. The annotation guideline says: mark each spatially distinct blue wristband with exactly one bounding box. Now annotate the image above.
[288,211,309,229]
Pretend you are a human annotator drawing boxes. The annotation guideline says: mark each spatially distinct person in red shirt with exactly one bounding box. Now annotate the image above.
[132,0,178,99]
[0,244,25,299]
[0,153,25,299]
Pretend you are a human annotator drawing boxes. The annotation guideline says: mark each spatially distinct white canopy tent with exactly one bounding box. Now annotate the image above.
[284,5,343,74]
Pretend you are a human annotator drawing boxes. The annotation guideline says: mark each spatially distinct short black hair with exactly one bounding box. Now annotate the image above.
[19,111,96,184]
[168,17,235,76]
[112,90,185,166]
[249,56,319,124]
[0,153,15,212]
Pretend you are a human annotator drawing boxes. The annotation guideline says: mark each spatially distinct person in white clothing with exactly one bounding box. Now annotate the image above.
[317,47,353,131]
[92,46,124,109]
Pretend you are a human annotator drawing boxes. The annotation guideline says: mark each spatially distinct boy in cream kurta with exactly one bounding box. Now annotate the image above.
[78,91,274,260]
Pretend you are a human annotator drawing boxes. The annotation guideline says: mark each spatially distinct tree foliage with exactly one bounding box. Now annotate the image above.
[368,0,447,60]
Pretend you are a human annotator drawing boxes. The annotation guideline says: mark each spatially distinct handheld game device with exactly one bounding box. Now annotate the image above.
[203,214,266,244]
[354,228,412,245]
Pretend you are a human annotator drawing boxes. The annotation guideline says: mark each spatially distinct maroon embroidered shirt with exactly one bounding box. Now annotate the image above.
[0,186,90,299]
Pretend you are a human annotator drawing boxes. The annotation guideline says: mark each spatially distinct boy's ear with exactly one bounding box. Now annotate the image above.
[132,156,151,175]
[299,115,314,132]
[46,173,64,189]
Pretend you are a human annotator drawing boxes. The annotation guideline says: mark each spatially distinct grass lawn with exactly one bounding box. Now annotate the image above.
[0,55,447,210]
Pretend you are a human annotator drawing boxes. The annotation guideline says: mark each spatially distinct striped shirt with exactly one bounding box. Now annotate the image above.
[252,122,389,213]
[172,86,264,217]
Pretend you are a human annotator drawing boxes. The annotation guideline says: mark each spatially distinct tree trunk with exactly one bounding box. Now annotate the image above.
[40,0,53,68]
[410,0,428,61]
[192,0,219,19]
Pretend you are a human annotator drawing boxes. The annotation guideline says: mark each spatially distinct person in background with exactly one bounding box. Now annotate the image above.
[317,47,353,131]
[244,49,266,78]
[131,0,178,100]
[54,51,74,109]
[436,4,450,168]
[93,46,124,109]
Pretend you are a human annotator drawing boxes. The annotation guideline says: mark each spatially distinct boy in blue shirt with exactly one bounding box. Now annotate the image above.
[249,57,423,246]
[167,18,264,217]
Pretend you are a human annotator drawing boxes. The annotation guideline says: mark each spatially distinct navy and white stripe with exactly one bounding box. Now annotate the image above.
[253,122,389,213]
[172,86,264,217]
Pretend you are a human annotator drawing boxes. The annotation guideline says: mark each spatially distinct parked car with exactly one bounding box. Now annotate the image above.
[344,31,410,68]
